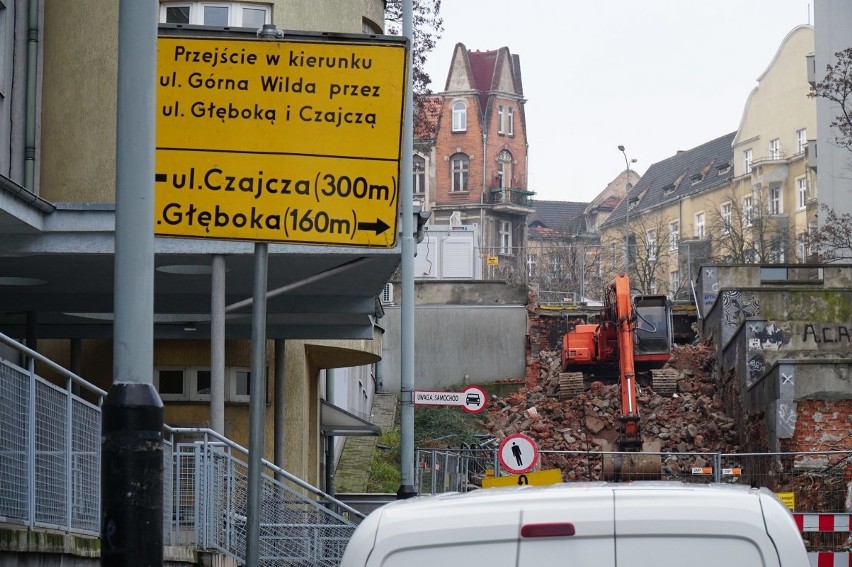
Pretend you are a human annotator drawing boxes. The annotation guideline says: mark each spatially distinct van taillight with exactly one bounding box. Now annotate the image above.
[520,523,576,538]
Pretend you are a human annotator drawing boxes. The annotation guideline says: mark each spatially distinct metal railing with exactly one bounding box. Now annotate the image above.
[164,428,363,566]
[0,332,105,536]
[0,331,363,566]
[484,187,535,207]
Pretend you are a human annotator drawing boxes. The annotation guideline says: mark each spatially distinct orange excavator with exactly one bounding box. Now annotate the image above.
[560,274,680,479]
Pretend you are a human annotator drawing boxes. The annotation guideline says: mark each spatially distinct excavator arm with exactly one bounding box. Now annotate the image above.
[612,274,642,451]
[600,275,661,481]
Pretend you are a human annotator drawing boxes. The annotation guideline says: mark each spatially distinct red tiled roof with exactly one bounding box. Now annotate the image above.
[467,49,499,114]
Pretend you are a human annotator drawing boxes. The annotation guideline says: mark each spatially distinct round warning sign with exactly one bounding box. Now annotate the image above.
[498,433,539,474]
[462,385,487,414]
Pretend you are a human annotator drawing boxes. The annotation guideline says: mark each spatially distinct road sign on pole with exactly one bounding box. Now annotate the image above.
[155,35,407,247]
[413,385,487,413]
[498,433,538,474]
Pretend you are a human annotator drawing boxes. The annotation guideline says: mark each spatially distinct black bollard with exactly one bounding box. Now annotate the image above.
[100,382,164,566]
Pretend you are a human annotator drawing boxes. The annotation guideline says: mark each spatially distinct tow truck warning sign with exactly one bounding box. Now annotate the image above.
[155,35,406,247]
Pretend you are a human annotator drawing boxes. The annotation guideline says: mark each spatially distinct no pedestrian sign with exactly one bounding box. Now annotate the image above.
[154,35,407,247]
[413,385,487,414]
[498,433,539,474]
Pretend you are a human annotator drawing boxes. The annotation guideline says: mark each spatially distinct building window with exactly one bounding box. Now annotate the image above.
[797,177,807,210]
[721,202,732,234]
[670,270,680,296]
[646,230,657,262]
[192,369,212,400]
[507,107,514,135]
[743,149,753,174]
[797,233,807,262]
[452,101,467,132]
[413,155,426,196]
[769,138,781,160]
[499,220,512,255]
[362,17,382,34]
[770,236,785,263]
[450,153,469,192]
[694,212,705,239]
[527,254,537,278]
[769,185,782,215]
[160,2,270,27]
[498,106,505,134]
[230,369,252,403]
[155,367,186,400]
[648,278,657,294]
[796,129,807,153]
[154,366,252,402]
[669,220,679,250]
[496,150,512,189]
[743,195,753,227]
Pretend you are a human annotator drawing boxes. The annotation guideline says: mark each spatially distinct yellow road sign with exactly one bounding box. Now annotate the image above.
[776,492,795,510]
[481,468,562,488]
[156,35,406,246]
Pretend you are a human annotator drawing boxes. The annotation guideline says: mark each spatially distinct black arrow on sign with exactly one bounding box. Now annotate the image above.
[357,218,390,235]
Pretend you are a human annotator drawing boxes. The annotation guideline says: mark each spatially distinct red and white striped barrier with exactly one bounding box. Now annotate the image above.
[808,551,852,567]
[794,513,852,567]
[794,513,852,532]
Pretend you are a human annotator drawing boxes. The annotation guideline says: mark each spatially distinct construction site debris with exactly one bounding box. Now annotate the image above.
[481,344,742,468]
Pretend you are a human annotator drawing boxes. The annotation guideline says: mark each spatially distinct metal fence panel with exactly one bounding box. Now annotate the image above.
[71,395,101,533]
[0,360,29,524]
[0,351,103,537]
[34,378,68,529]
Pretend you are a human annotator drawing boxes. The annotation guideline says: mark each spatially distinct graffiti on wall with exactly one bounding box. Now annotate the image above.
[749,321,790,350]
[702,267,719,314]
[722,290,760,327]
[747,354,766,385]
[801,324,852,344]
[777,400,797,439]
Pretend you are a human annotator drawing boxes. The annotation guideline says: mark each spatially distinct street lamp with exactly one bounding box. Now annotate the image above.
[618,145,637,274]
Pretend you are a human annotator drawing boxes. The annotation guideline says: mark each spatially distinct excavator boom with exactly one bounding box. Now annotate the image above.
[612,274,642,450]
[560,273,674,480]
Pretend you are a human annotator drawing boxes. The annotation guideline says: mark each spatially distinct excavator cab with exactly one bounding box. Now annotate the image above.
[633,294,681,394]
[633,295,672,357]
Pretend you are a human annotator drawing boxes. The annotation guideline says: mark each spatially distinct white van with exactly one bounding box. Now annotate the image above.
[340,482,809,567]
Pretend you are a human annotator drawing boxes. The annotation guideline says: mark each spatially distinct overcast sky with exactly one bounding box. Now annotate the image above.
[423,0,814,203]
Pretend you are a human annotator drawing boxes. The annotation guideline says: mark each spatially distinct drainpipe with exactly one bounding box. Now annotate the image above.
[324,369,335,496]
[24,0,39,190]
[481,132,487,254]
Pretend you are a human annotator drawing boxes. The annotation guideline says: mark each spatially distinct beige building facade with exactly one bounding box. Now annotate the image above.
[598,25,817,297]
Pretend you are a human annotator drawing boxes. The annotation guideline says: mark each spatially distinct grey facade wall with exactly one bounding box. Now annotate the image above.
[815,0,852,218]
[380,302,527,393]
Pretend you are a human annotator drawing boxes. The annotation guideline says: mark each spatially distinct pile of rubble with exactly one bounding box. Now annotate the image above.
[481,344,744,474]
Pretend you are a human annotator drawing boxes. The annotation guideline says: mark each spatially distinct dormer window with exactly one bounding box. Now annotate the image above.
[663,184,676,194]
[691,173,702,185]
[716,163,731,175]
